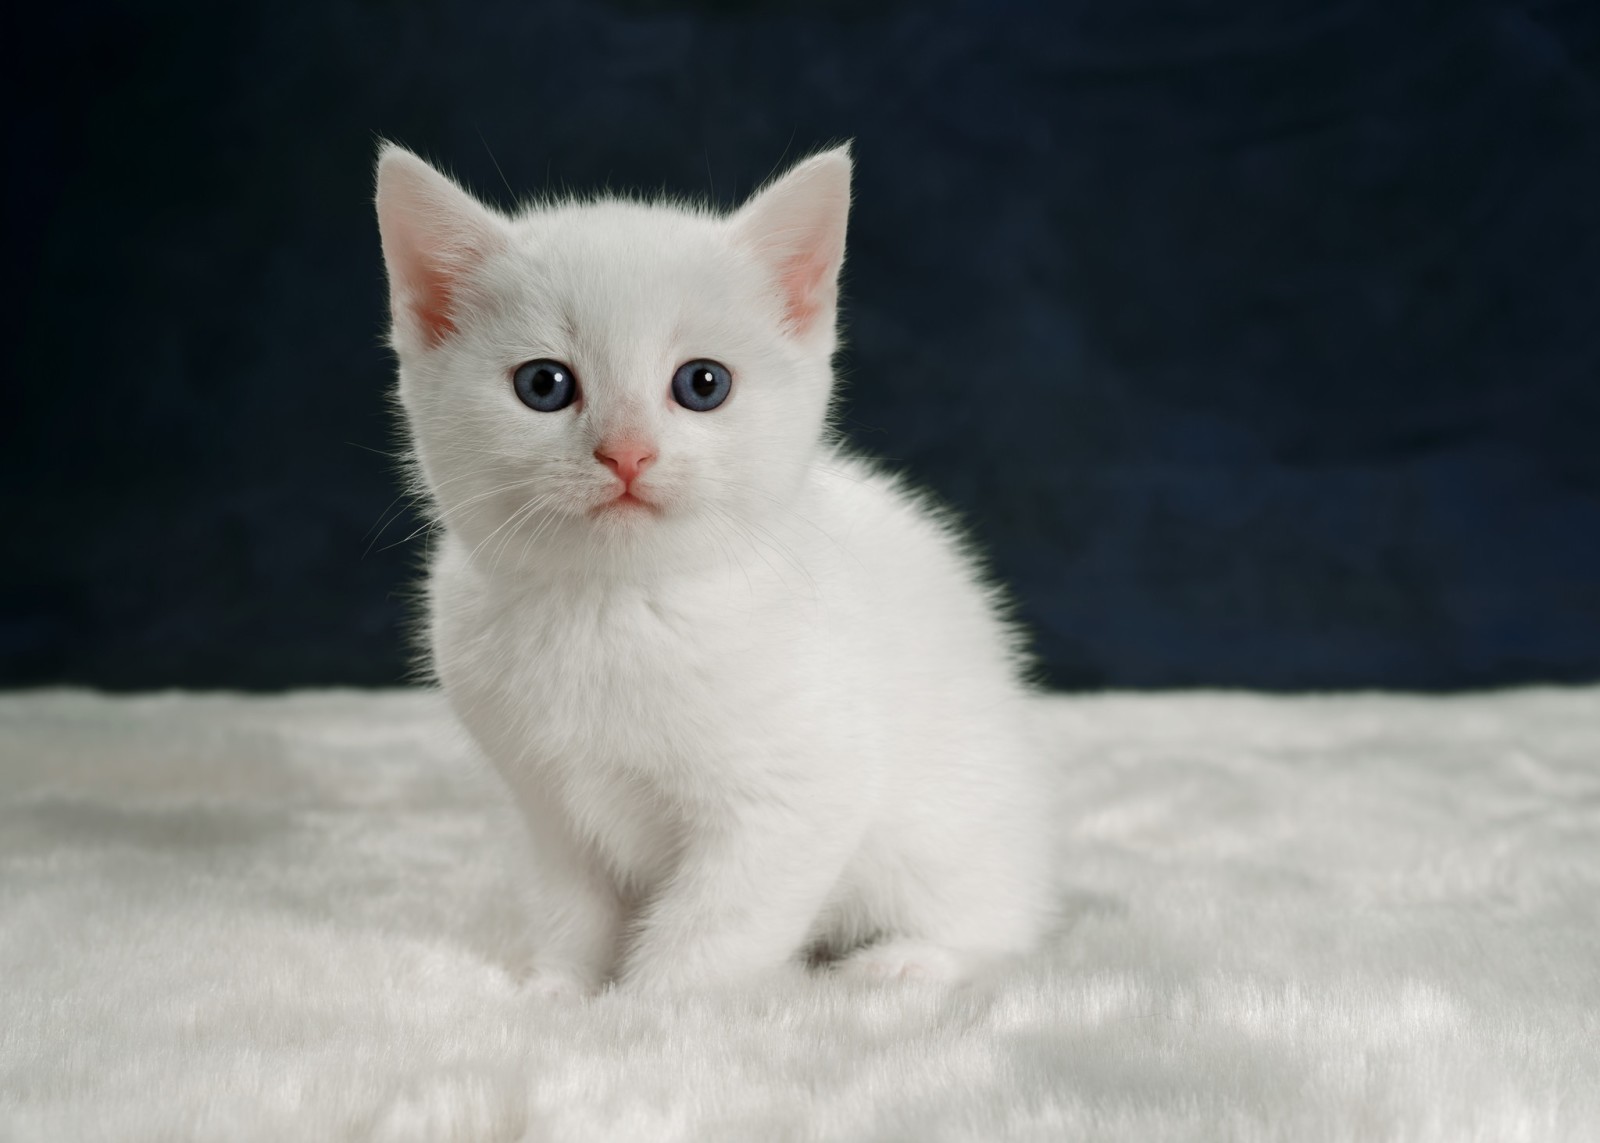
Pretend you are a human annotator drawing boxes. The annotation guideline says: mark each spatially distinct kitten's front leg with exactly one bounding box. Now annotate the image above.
[523,858,625,997]
[510,785,626,996]
[618,803,860,991]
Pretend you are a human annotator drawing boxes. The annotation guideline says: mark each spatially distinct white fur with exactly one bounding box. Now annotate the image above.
[374,145,1053,991]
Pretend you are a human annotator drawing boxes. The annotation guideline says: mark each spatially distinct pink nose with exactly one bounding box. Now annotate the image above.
[594,441,657,486]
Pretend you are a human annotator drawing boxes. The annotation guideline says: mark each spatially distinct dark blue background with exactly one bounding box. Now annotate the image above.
[5,0,1598,690]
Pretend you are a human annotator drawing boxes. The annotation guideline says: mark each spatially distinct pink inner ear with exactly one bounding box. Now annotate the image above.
[403,257,460,348]
[776,249,832,336]
[387,230,469,349]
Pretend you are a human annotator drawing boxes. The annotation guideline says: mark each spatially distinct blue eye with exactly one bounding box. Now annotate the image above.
[513,360,578,412]
[671,359,732,412]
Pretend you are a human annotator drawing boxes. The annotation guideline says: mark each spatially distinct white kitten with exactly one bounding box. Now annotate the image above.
[375,142,1053,991]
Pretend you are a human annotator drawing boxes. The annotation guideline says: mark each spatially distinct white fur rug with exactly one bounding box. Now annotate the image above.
[1,688,1596,1141]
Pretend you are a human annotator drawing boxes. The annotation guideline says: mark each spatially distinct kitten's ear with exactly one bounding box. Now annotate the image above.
[375,144,505,351]
[731,145,852,346]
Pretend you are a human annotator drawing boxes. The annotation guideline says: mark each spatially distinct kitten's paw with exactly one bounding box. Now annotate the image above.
[834,939,964,984]
[521,964,601,1000]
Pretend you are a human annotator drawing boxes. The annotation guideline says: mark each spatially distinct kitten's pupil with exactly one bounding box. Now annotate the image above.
[532,368,560,397]
[691,369,716,398]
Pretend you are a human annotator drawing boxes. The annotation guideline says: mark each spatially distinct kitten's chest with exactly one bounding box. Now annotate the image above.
[436,566,793,880]
[435,563,776,776]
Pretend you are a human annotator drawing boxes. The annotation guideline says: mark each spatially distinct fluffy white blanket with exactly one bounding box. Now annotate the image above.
[1,688,1596,1141]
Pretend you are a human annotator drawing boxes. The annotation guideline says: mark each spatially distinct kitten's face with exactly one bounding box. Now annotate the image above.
[376,147,851,576]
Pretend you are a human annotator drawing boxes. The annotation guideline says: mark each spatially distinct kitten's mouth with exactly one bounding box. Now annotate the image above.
[593,489,658,515]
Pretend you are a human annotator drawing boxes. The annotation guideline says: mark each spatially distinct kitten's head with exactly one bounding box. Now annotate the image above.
[375,143,851,577]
